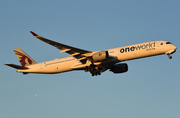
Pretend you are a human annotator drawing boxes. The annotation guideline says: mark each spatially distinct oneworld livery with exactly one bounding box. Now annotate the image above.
[5,31,177,76]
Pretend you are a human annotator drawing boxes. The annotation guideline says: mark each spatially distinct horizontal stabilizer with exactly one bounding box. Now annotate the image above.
[5,63,29,69]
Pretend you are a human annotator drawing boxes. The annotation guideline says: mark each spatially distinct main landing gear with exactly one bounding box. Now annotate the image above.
[90,64,102,76]
[85,64,102,76]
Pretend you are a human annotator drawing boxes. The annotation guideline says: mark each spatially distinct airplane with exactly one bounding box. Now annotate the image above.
[5,31,177,76]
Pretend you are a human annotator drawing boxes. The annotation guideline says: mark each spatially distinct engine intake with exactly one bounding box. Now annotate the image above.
[110,63,128,74]
[92,51,109,62]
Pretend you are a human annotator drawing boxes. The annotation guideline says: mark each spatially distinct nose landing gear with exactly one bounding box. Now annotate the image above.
[167,54,172,59]
[165,49,176,59]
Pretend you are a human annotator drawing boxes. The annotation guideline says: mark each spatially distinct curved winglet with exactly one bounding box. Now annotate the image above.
[30,31,38,37]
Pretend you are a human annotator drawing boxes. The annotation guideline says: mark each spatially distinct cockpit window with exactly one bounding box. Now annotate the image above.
[166,42,172,44]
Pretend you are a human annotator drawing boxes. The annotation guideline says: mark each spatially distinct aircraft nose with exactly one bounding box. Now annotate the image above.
[173,45,177,50]
[172,45,177,54]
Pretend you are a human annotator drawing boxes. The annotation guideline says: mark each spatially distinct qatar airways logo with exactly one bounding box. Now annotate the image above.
[14,50,33,67]
[120,42,155,53]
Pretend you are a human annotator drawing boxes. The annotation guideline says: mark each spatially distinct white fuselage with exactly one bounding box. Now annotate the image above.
[17,40,177,74]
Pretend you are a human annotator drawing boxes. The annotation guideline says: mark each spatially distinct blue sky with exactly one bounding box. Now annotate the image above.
[1,0,180,118]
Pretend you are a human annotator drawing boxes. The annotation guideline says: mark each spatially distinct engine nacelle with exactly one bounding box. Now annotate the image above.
[92,51,109,62]
[110,63,128,74]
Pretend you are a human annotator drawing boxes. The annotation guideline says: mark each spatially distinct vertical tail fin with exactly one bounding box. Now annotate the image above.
[13,48,37,67]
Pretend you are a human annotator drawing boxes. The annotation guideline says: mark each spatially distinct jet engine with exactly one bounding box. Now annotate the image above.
[110,63,128,74]
[91,51,109,62]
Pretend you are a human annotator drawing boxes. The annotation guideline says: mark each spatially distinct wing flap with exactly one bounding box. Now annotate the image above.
[60,49,71,53]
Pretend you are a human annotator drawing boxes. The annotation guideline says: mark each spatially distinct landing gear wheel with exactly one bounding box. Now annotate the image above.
[91,71,101,76]
[168,55,172,59]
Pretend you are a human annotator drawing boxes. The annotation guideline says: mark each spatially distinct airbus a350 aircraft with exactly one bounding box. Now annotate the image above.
[5,31,177,76]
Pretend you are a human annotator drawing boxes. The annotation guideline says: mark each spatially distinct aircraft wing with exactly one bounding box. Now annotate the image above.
[30,31,92,59]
